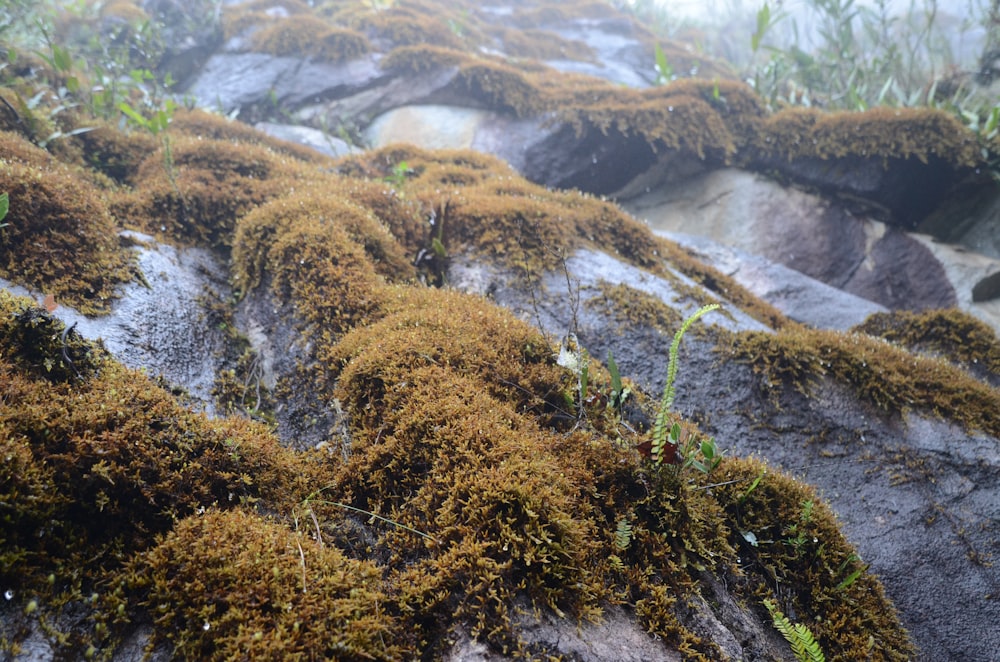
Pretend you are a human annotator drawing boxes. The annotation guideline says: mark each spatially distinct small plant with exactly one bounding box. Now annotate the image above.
[764,599,826,662]
[649,304,720,470]
[384,160,412,187]
[0,192,9,229]
[653,43,673,85]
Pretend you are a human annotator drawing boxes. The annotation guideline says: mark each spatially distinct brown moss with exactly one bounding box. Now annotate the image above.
[457,61,545,118]
[65,121,158,185]
[711,456,916,660]
[500,28,595,62]
[249,15,371,62]
[170,108,333,164]
[116,135,320,248]
[755,106,983,167]
[569,93,735,161]
[132,509,406,660]
[99,0,150,22]
[852,308,1000,381]
[727,325,1000,435]
[586,281,684,335]
[379,44,469,75]
[0,291,311,591]
[0,156,136,314]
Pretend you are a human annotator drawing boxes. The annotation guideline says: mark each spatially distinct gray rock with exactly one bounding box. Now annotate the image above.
[660,231,888,330]
[255,121,358,158]
[0,231,232,414]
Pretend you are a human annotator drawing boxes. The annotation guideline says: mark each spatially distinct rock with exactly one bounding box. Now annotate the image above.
[0,231,231,414]
[619,167,1000,332]
[254,121,358,158]
[659,231,888,330]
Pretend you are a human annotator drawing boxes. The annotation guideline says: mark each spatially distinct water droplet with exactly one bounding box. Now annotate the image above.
[4,590,13,600]
[667,106,674,112]
[203,621,211,631]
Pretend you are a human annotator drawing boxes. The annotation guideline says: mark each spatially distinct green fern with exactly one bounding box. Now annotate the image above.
[764,599,826,662]
[650,304,719,465]
[614,517,634,551]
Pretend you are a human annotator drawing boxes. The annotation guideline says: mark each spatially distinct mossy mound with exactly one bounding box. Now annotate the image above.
[131,509,405,660]
[852,308,1000,384]
[0,291,311,595]
[0,148,136,314]
[113,134,321,248]
[248,14,371,62]
[727,324,1000,436]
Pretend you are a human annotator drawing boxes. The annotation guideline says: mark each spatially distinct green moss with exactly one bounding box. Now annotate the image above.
[852,308,1000,380]
[727,325,1000,435]
[0,153,136,314]
[131,509,406,660]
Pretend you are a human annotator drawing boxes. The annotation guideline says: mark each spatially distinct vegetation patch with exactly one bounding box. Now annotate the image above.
[248,15,371,62]
[0,149,136,314]
[852,308,1000,383]
[727,325,1000,436]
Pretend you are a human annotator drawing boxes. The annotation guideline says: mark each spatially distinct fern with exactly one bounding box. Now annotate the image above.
[651,304,720,465]
[614,517,634,550]
[764,599,826,662]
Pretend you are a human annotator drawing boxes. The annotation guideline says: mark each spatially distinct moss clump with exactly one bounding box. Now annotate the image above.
[852,308,1000,382]
[586,281,684,335]
[171,108,333,164]
[115,135,319,248]
[727,325,1000,436]
[500,28,595,62]
[379,44,469,75]
[248,15,371,62]
[232,190,408,335]
[457,61,546,118]
[131,509,406,660]
[711,457,916,661]
[67,121,159,186]
[0,292,310,593]
[0,153,136,314]
[753,106,982,167]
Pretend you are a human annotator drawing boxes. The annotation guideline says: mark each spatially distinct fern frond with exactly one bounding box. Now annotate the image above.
[764,599,826,662]
[651,304,719,464]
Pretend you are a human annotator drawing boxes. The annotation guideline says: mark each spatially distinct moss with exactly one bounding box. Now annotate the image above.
[249,15,371,62]
[171,108,333,164]
[852,308,1000,381]
[0,154,136,314]
[457,61,545,118]
[727,325,1000,436]
[379,44,469,75]
[711,457,916,661]
[131,509,406,660]
[753,106,983,167]
[115,134,320,248]
[500,28,595,62]
[586,281,684,335]
[98,1,150,23]
[65,121,159,185]
[0,291,311,593]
